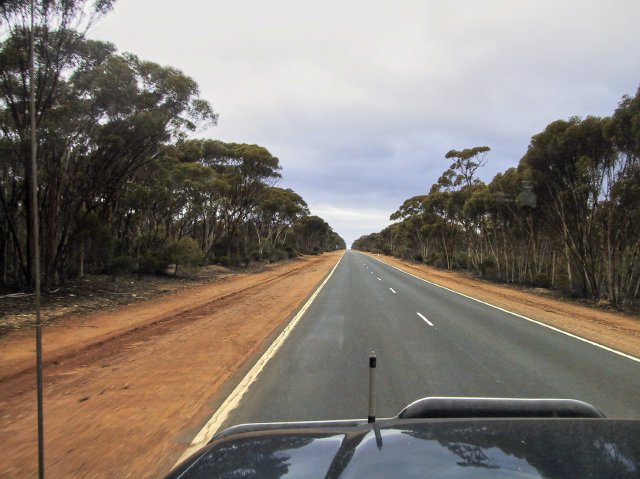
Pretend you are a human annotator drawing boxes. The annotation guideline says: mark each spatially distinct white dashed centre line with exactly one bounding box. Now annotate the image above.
[377,278,381,281]
[389,288,396,294]
[417,312,434,326]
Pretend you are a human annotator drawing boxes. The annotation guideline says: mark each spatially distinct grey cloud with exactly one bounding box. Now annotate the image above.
[93,0,640,245]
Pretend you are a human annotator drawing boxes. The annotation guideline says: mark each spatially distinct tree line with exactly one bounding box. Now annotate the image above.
[353,87,640,308]
[0,0,345,290]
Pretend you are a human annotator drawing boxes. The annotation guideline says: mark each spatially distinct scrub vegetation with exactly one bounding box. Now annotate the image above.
[354,89,640,309]
[0,1,345,291]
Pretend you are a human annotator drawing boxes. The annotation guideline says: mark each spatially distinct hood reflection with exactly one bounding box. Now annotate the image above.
[176,420,640,478]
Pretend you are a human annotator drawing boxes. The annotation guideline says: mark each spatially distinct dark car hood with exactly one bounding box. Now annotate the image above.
[168,418,640,478]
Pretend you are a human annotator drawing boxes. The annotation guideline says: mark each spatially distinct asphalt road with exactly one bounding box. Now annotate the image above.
[219,250,640,428]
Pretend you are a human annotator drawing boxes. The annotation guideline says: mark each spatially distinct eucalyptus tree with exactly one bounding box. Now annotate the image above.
[0,35,217,286]
[291,215,329,253]
[352,232,384,252]
[288,215,344,254]
[602,88,640,305]
[427,146,491,271]
[522,116,615,299]
[193,140,282,258]
[390,195,437,261]
[480,168,549,284]
[108,146,215,263]
[441,146,491,188]
[0,0,115,285]
[249,187,309,259]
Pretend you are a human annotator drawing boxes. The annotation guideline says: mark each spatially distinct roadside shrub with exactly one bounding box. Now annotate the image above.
[480,258,498,279]
[216,256,231,267]
[168,237,204,276]
[453,252,468,270]
[427,253,439,264]
[64,263,79,279]
[431,256,446,269]
[92,225,116,271]
[398,249,411,260]
[242,256,251,267]
[555,273,572,292]
[483,266,499,280]
[138,251,169,275]
[532,273,551,288]
[413,253,423,263]
[272,248,288,262]
[108,255,137,274]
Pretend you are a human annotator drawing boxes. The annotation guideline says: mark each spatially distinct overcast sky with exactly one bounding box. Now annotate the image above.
[91,0,640,246]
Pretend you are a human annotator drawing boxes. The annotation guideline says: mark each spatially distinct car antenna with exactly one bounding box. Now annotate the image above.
[29,1,45,477]
[368,351,376,423]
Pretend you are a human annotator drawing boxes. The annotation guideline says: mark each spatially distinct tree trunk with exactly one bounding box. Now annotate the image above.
[79,241,84,278]
[24,158,34,288]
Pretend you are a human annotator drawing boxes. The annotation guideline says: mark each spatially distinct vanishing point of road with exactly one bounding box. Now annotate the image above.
[213,250,640,433]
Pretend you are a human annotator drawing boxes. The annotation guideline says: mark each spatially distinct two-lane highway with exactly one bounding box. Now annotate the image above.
[204,250,640,437]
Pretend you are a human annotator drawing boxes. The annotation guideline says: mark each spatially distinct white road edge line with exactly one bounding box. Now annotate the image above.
[417,312,434,326]
[389,288,396,294]
[174,252,346,466]
[365,253,640,364]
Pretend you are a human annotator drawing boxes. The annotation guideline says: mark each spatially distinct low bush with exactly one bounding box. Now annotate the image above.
[108,255,137,274]
[555,273,572,292]
[272,248,288,261]
[431,256,446,269]
[168,237,204,276]
[480,258,497,279]
[138,251,169,275]
[453,252,468,270]
[216,256,231,267]
[532,273,551,288]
